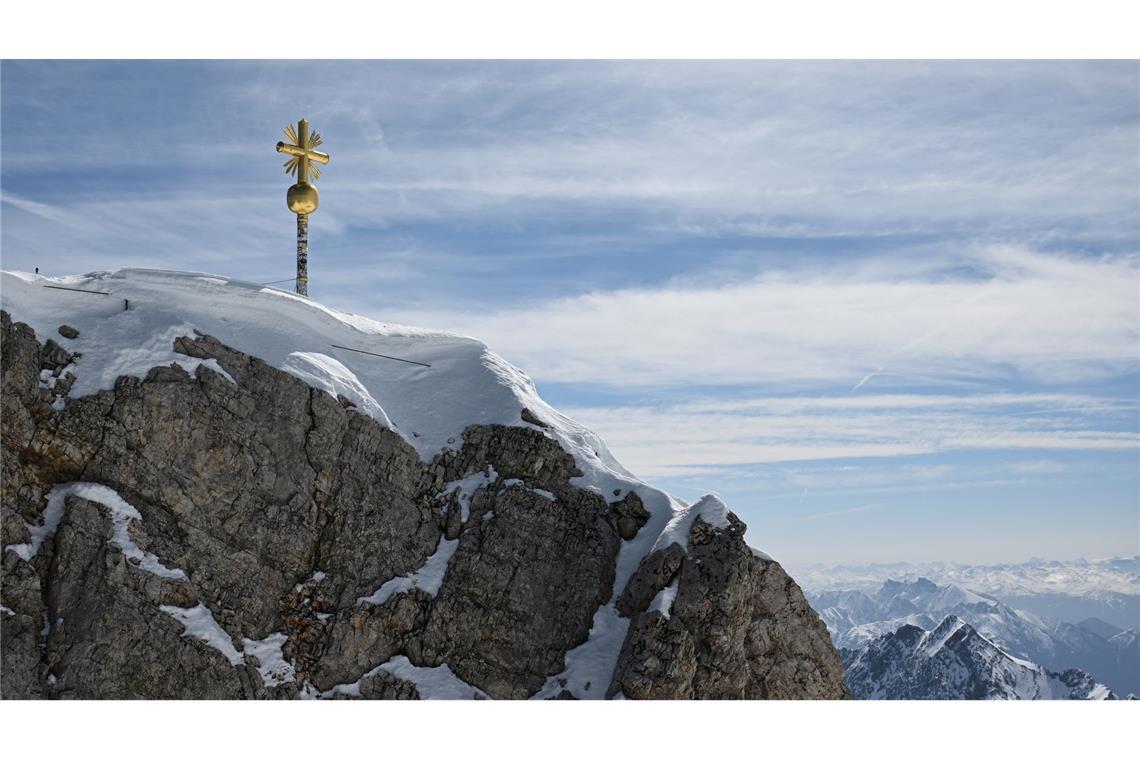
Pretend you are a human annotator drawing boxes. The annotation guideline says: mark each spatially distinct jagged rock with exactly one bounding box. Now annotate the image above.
[745,554,851,698]
[332,670,420,700]
[520,407,549,428]
[57,325,80,340]
[44,496,249,699]
[0,311,847,700]
[411,484,621,699]
[0,553,44,699]
[443,423,582,492]
[609,516,849,699]
[40,339,73,372]
[1,311,42,491]
[609,611,699,699]
[144,363,192,383]
[612,491,650,540]
[616,543,685,617]
[441,492,464,540]
[310,589,432,691]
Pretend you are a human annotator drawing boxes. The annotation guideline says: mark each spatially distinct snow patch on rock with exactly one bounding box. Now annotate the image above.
[316,655,487,700]
[649,578,680,620]
[499,478,555,502]
[5,482,186,581]
[162,603,302,687]
[439,467,497,521]
[357,536,459,607]
[653,494,731,553]
[5,485,70,562]
[241,632,296,687]
[281,351,392,429]
[160,603,244,666]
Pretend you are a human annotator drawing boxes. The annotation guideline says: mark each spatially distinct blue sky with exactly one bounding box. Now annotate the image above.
[2,60,1137,565]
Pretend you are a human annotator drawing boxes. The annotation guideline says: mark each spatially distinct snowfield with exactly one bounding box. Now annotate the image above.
[0,267,761,699]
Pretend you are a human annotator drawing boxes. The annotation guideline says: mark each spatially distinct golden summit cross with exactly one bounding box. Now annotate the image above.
[276,118,330,296]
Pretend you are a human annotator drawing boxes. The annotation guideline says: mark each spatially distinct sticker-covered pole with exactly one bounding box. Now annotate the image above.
[296,213,309,296]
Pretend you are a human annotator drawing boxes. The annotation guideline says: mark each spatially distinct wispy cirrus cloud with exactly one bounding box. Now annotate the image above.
[4,62,1137,272]
[768,502,894,525]
[562,391,1138,476]
[388,245,1140,390]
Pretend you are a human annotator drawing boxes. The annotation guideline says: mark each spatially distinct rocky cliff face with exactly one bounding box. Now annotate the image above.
[1,309,848,699]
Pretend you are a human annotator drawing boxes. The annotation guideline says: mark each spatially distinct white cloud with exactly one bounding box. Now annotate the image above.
[294,62,1138,238]
[560,391,1138,476]
[388,246,1140,390]
[5,61,1136,242]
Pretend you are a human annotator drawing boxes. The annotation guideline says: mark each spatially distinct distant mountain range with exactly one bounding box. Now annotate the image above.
[805,574,1138,699]
[794,555,1140,630]
[843,615,1115,700]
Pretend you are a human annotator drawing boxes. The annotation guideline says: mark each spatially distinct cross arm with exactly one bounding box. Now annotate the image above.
[276,142,331,164]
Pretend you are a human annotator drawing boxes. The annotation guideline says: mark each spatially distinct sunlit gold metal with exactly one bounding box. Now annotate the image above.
[276,118,330,212]
[275,118,330,297]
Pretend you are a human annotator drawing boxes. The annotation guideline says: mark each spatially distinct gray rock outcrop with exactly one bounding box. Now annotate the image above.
[1,310,847,699]
[608,516,847,699]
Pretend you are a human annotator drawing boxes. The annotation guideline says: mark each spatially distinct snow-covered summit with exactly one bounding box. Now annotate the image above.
[1,267,766,699]
[0,265,741,543]
[2,268,615,468]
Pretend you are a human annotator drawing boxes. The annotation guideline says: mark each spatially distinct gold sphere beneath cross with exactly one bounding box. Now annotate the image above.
[287,182,319,214]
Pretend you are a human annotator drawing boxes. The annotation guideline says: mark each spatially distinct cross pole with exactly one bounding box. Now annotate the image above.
[276,118,330,297]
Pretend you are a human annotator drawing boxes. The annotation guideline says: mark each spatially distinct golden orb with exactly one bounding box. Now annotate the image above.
[287,182,319,214]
